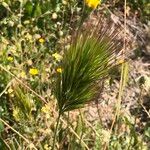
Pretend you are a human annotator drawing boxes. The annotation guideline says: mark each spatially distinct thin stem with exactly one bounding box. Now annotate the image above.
[103,1,127,149]
[52,112,61,150]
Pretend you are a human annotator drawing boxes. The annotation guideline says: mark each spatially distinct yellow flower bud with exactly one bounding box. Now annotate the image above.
[7,56,13,61]
[56,68,62,73]
[20,71,27,79]
[52,53,62,61]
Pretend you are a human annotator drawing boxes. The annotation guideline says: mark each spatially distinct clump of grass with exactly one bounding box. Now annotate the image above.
[52,21,123,149]
[55,22,122,113]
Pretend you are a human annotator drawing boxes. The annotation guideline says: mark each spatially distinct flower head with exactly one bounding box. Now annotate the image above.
[44,144,49,150]
[7,88,14,97]
[38,38,45,43]
[52,53,62,61]
[7,56,13,61]
[56,68,62,73]
[85,0,100,9]
[8,88,13,94]
[29,68,39,75]
[41,102,52,119]
[20,71,27,79]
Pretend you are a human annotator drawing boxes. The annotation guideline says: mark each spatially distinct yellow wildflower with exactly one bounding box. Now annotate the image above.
[20,71,27,79]
[44,144,49,150]
[25,33,32,41]
[56,67,62,73]
[38,38,45,43]
[41,102,52,119]
[7,56,13,61]
[29,68,39,75]
[85,0,100,9]
[7,88,14,97]
[8,88,13,94]
[52,53,62,61]
[41,106,49,114]
[13,107,20,121]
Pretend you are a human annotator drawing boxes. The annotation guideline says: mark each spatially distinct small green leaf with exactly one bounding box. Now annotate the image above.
[145,127,150,138]
[24,1,33,16]
[0,121,4,133]
[33,3,42,17]
[2,2,11,11]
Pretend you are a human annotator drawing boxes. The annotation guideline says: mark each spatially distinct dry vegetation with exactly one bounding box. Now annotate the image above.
[0,0,150,149]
